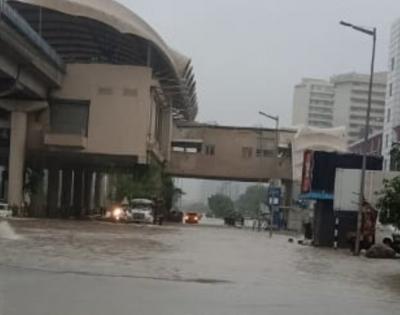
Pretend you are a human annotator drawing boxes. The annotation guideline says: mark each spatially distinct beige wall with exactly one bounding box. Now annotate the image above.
[168,125,295,181]
[29,64,157,163]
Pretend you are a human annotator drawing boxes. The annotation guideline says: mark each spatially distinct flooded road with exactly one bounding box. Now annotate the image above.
[0,219,399,315]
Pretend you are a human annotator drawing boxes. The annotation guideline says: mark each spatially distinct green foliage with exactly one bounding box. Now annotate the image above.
[24,168,44,195]
[208,194,234,218]
[377,176,400,229]
[114,163,181,211]
[390,146,400,171]
[235,185,268,218]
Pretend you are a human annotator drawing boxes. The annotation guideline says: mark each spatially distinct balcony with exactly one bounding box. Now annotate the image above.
[44,133,87,149]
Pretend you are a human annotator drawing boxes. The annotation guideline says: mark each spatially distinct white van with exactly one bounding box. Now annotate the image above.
[0,202,12,218]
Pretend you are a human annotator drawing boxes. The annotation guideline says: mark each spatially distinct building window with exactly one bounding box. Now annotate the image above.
[392,57,395,71]
[256,149,274,158]
[242,147,253,158]
[205,145,215,156]
[263,149,274,157]
[50,99,90,136]
[387,108,391,123]
[389,83,393,97]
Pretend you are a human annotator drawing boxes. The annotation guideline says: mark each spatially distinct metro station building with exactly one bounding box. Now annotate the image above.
[0,0,197,215]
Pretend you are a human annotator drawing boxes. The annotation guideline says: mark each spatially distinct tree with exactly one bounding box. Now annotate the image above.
[114,163,181,212]
[390,145,400,171]
[208,194,234,218]
[235,185,268,218]
[376,176,400,229]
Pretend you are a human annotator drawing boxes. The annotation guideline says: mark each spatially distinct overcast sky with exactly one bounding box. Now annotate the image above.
[119,0,400,129]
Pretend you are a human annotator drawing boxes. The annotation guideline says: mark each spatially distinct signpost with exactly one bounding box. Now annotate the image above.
[267,186,282,238]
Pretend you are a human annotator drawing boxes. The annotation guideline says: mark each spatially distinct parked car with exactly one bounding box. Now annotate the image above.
[0,202,12,218]
[375,222,400,253]
[224,212,244,227]
[168,210,184,223]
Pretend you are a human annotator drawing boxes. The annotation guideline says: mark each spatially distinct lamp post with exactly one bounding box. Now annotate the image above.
[340,20,376,255]
[259,111,280,238]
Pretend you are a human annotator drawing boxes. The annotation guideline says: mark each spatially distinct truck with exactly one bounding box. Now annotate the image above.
[334,168,400,249]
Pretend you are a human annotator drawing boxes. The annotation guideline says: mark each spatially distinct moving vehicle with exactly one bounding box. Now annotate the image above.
[184,212,200,224]
[104,199,154,224]
[104,205,128,222]
[128,199,154,224]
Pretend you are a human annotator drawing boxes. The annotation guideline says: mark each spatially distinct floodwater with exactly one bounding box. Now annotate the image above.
[0,218,399,315]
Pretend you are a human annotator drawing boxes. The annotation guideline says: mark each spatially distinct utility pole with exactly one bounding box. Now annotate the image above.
[259,111,280,238]
[340,21,376,255]
[256,127,263,232]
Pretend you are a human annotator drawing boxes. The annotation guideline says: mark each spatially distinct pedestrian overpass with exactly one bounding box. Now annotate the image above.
[168,122,295,182]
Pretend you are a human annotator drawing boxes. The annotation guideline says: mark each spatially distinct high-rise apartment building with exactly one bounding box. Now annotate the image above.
[292,79,335,128]
[332,72,387,143]
[292,72,387,144]
[383,18,400,170]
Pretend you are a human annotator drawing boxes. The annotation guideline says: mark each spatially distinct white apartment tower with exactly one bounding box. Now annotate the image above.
[292,79,335,128]
[292,72,387,144]
[332,72,387,144]
[383,18,400,171]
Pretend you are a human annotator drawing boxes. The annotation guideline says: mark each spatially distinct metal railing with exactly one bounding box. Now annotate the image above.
[0,0,64,70]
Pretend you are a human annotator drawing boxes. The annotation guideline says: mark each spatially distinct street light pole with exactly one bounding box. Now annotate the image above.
[340,21,376,255]
[259,111,280,238]
[259,111,280,160]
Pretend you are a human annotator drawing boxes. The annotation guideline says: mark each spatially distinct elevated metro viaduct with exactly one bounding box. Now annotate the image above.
[0,0,296,217]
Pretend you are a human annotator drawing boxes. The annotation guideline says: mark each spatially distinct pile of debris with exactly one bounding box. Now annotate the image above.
[365,244,396,259]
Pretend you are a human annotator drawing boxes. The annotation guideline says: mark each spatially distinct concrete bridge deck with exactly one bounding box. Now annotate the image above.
[167,122,295,182]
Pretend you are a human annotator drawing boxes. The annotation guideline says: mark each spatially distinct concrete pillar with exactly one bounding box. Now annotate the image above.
[0,169,7,200]
[103,174,111,208]
[29,168,46,218]
[83,170,93,216]
[73,169,83,217]
[47,167,60,217]
[100,174,107,208]
[94,172,104,209]
[108,173,117,203]
[283,180,293,207]
[161,107,172,161]
[61,169,73,217]
[8,111,27,208]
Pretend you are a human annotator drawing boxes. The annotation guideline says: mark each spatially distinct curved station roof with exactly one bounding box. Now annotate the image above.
[10,0,198,120]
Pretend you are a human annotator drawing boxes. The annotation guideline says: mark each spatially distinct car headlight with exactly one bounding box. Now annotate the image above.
[113,208,123,217]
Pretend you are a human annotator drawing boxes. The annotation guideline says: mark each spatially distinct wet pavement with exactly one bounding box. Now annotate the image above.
[0,218,400,315]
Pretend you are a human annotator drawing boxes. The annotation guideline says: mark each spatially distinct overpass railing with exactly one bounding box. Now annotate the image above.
[0,0,64,70]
